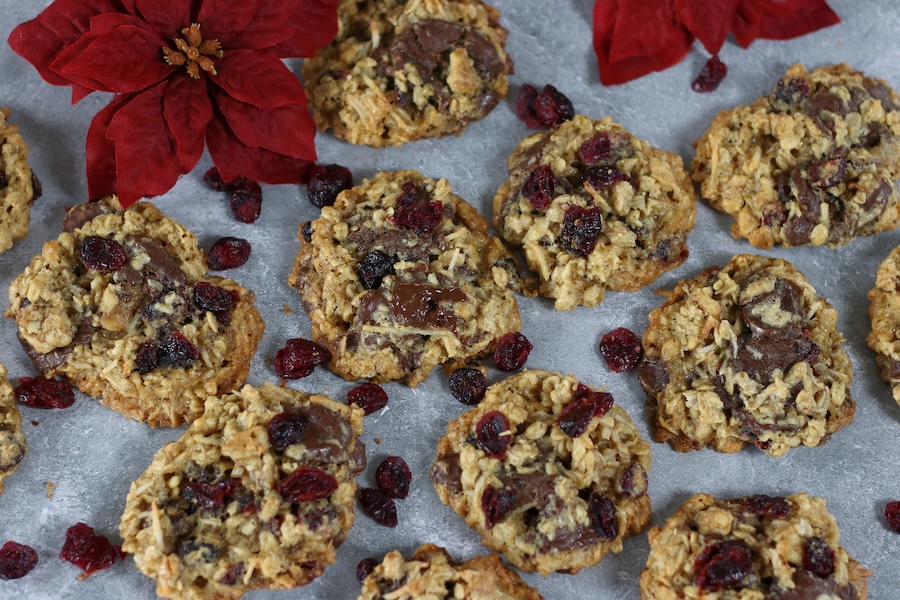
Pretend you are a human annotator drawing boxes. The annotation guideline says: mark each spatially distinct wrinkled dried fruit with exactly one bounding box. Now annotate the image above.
[230,179,263,223]
[692,55,727,93]
[738,495,791,520]
[394,200,444,235]
[182,482,226,510]
[0,541,38,580]
[773,77,811,106]
[193,282,234,314]
[307,164,353,208]
[207,237,251,270]
[560,205,603,256]
[267,412,308,450]
[203,166,228,191]
[134,342,159,374]
[358,251,395,290]
[449,368,487,405]
[600,327,643,372]
[619,463,648,497]
[16,376,75,409]
[808,156,847,188]
[375,456,412,499]
[587,492,618,540]
[357,488,398,527]
[474,410,511,458]
[803,536,835,577]
[279,466,338,502]
[578,132,614,164]
[522,165,555,211]
[79,236,126,272]
[886,501,900,533]
[557,385,613,437]
[516,84,574,128]
[481,485,515,528]
[274,338,332,379]
[580,165,632,190]
[347,383,388,415]
[157,332,199,368]
[693,540,753,591]
[494,332,532,371]
[356,557,379,584]
[219,562,245,585]
[59,523,123,574]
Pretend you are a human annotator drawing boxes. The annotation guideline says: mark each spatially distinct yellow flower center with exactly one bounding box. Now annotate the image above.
[162,24,223,79]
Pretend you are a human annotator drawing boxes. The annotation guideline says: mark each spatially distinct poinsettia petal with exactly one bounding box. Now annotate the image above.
[270,0,341,58]
[106,81,187,205]
[608,0,691,63]
[212,50,306,108]
[675,0,739,55]
[214,91,315,160]
[164,74,213,171]
[7,0,124,88]
[197,0,262,44]
[86,94,132,202]
[206,112,314,184]
[224,0,297,50]
[134,0,193,39]
[733,0,839,47]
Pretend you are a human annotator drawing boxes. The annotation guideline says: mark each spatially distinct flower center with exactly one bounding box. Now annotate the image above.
[162,23,222,79]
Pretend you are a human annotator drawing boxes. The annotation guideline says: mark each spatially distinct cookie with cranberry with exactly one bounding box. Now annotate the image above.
[865,245,900,407]
[358,544,543,599]
[693,63,900,248]
[303,0,512,147]
[120,383,365,600]
[5,198,264,427]
[640,493,871,599]
[492,114,696,310]
[289,169,522,386]
[0,363,27,495]
[640,254,854,457]
[430,369,651,575]
[0,107,40,254]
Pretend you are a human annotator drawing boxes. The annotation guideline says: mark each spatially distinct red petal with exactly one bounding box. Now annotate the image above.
[163,74,213,171]
[608,0,689,63]
[224,0,297,50]
[86,95,132,202]
[733,0,839,47]
[134,0,194,39]
[215,91,315,160]
[674,0,739,55]
[213,50,306,108]
[593,0,693,85]
[270,0,341,58]
[197,0,262,44]
[206,112,314,184]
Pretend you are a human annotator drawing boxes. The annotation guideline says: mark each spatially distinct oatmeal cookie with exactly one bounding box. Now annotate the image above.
[430,369,651,575]
[640,493,871,599]
[120,383,365,600]
[693,63,900,248]
[5,198,264,427]
[0,107,40,254]
[865,245,900,407]
[640,254,854,457]
[303,0,512,146]
[358,544,543,599]
[493,114,696,310]
[289,169,522,386]
[0,363,27,495]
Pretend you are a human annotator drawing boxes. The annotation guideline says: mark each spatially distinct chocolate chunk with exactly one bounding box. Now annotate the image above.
[414,19,463,54]
[740,278,803,332]
[732,324,818,379]
[295,404,354,464]
[782,169,821,246]
[770,569,860,600]
[639,358,669,397]
[124,235,190,288]
[464,29,504,77]
[62,202,113,233]
[805,90,847,130]
[430,453,463,494]
[389,28,437,82]
[30,172,42,200]
[349,438,367,475]
[357,283,467,331]
[864,80,898,112]
[864,179,893,212]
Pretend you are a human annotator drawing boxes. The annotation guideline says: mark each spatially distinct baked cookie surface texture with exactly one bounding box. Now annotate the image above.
[640,254,854,457]
[639,493,871,599]
[866,245,900,406]
[303,0,512,146]
[357,543,544,600]
[430,369,651,575]
[0,107,39,254]
[5,199,264,427]
[493,114,697,310]
[290,169,521,386]
[0,363,27,495]
[693,63,900,248]
[120,383,365,600]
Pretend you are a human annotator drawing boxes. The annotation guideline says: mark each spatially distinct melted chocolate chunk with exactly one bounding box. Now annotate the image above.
[357,283,467,331]
[124,236,189,288]
[464,29,503,77]
[782,169,821,246]
[414,20,463,54]
[295,404,354,464]
[430,453,463,494]
[62,202,113,233]
[770,570,860,600]
[639,358,669,397]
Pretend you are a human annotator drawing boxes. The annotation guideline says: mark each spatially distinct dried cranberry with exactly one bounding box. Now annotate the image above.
[773,77,811,106]
[59,523,123,574]
[481,485,515,528]
[279,466,338,502]
[557,385,613,437]
[207,237,251,271]
[16,376,75,409]
[157,332,199,368]
[300,221,314,243]
[219,562,245,585]
[356,557,379,583]
[274,338,332,379]
[599,327,643,372]
[193,282,234,314]
[474,411,511,458]
[560,205,603,256]
[516,84,574,128]
[449,368,487,405]
[357,488,398,527]
[347,383,389,415]
[738,495,791,520]
[394,201,444,235]
[79,236,126,272]
[692,55,727,93]
[134,342,160,374]
[619,463,648,497]
[587,492,618,540]
[203,166,228,191]
[182,482,226,510]
[578,132,613,164]
[693,540,754,592]
[0,541,38,580]
[357,251,395,290]
[803,537,835,577]
[522,165,555,210]
[493,332,532,371]
[375,456,412,499]
[230,178,263,223]
[808,156,847,188]
[886,501,900,533]
[307,164,353,208]
[267,412,308,450]
[580,165,632,190]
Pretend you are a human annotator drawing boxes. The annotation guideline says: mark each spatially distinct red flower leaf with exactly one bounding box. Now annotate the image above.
[732,0,839,47]
[674,0,740,55]
[223,0,298,50]
[197,0,263,45]
[213,50,307,108]
[608,0,690,63]
[164,74,213,171]
[86,94,131,201]
[270,0,342,58]
[215,92,315,160]
[133,0,194,39]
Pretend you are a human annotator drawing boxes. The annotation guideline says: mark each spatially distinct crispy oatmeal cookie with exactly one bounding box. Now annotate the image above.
[1,107,40,254]
[493,114,696,310]
[0,364,27,495]
[120,383,365,600]
[5,198,264,427]
[303,0,512,146]
[430,369,651,575]
[358,544,543,599]
[865,245,900,407]
[640,254,854,457]
[640,493,871,599]
[289,169,522,386]
[693,63,900,248]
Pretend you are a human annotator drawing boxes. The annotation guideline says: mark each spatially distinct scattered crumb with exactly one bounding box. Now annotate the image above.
[283,304,293,314]
[374,438,382,445]
[46,481,55,498]
[31,420,39,427]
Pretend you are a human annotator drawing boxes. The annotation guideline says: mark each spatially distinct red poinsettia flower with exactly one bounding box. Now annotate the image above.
[8,0,339,207]
[593,0,840,86]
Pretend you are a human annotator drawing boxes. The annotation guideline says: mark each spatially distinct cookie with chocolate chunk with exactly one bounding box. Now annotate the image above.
[865,246,900,407]
[693,63,900,248]
[120,383,365,600]
[640,493,871,599]
[289,169,521,386]
[5,198,264,426]
[303,0,512,146]
[0,107,40,254]
[492,114,696,310]
[0,363,27,495]
[640,254,854,457]
[358,544,543,600]
[430,369,651,575]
